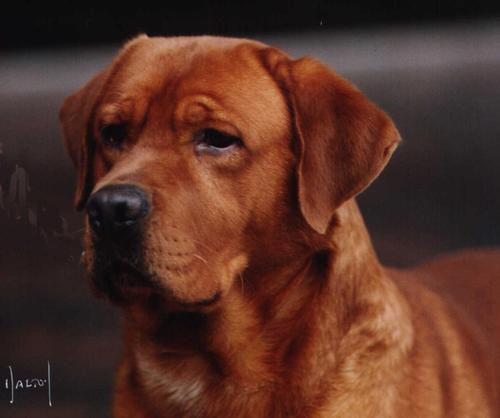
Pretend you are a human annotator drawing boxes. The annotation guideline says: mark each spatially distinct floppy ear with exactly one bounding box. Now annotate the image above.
[270,54,401,234]
[59,69,110,210]
[59,34,148,210]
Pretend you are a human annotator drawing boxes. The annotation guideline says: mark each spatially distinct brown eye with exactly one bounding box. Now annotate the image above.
[100,124,127,148]
[195,129,242,153]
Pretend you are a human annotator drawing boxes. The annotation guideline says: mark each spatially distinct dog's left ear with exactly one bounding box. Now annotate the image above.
[264,51,401,234]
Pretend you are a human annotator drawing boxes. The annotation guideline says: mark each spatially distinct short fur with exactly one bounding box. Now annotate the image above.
[59,35,500,417]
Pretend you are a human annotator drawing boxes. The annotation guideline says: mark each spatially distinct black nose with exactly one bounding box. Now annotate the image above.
[86,184,149,236]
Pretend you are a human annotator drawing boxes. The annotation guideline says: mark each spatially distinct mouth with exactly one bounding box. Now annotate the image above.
[88,251,223,310]
[87,248,155,298]
[179,291,222,308]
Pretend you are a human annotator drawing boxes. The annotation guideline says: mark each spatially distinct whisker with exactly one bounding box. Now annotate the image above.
[193,254,208,264]
[239,272,245,297]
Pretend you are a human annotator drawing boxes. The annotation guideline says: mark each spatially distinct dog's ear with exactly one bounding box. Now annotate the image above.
[265,51,401,234]
[59,69,110,210]
[59,34,148,210]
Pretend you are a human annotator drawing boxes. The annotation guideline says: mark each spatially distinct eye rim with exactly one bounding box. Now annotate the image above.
[194,128,243,154]
[100,123,127,148]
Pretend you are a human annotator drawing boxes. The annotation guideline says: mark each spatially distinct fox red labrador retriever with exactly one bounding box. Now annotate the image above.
[59,35,500,417]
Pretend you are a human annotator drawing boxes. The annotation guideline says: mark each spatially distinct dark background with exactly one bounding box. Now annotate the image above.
[1,2,500,417]
[3,1,500,51]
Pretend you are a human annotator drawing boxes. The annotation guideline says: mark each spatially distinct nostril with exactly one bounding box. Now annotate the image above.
[114,201,130,224]
[86,197,104,232]
[87,201,101,221]
[89,217,103,232]
[113,195,147,225]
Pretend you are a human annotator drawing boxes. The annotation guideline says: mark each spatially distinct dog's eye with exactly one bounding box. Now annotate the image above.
[100,124,127,148]
[195,129,241,153]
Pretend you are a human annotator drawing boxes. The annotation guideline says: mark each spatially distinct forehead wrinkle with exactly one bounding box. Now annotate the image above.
[99,37,284,148]
[182,54,288,142]
[173,94,228,130]
[102,36,266,112]
[108,40,220,139]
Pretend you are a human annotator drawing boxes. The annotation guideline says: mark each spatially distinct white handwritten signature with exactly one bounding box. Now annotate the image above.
[4,361,52,406]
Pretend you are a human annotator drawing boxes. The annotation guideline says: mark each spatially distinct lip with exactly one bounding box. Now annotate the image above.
[90,254,224,309]
[115,263,157,288]
[90,259,155,296]
[180,291,222,308]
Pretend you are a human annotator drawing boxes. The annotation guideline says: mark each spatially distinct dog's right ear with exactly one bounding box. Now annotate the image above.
[59,34,149,210]
[59,69,110,210]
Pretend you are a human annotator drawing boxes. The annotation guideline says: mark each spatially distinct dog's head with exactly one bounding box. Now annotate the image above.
[60,35,400,309]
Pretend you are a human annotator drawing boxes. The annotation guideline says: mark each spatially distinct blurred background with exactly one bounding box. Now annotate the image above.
[1,2,499,416]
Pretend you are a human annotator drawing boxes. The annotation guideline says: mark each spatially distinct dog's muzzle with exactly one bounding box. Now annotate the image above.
[85,184,152,298]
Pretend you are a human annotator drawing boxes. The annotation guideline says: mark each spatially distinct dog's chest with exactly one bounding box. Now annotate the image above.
[134,350,322,418]
[136,350,207,411]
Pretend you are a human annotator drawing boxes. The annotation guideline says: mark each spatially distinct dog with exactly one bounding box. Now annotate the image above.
[59,35,500,417]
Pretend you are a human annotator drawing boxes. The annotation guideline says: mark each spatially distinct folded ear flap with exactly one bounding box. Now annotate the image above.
[59,69,109,210]
[59,34,149,210]
[272,55,401,234]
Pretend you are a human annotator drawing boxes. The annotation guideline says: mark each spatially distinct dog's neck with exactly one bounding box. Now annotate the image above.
[206,200,413,376]
[124,199,413,412]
